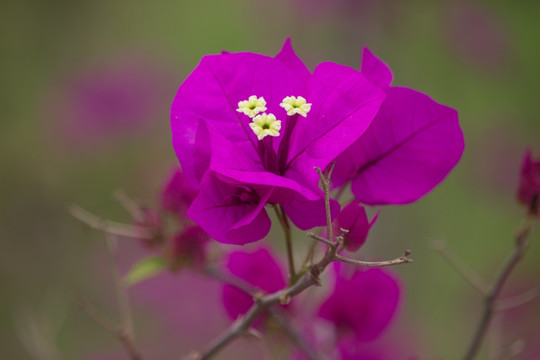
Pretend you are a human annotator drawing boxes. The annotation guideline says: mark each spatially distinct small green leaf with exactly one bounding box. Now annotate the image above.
[123,256,166,286]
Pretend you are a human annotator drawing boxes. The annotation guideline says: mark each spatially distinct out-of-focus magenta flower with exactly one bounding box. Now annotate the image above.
[332,48,464,205]
[336,336,418,360]
[138,167,210,269]
[445,2,511,72]
[160,167,198,218]
[517,149,540,215]
[333,202,378,252]
[48,55,170,148]
[222,248,287,324]
[168,225,210,270]
[171,39,386,244]
[318,265,400,342]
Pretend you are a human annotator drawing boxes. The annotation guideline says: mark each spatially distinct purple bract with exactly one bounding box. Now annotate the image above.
[332,48,464,205]
[332,201,378,252]
[160,166,198,219]
[318,265,401,342]
[221,247,287,325]
[517,149,540,216]
[168,225,209,270]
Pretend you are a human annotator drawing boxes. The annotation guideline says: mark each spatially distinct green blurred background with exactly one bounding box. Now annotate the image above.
[1,0,539,359]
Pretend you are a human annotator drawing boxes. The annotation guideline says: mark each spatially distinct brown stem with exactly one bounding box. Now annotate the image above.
[105,234,134,339]
[114,189,146,222]
[202,267,323,360]
[463,219,534,360]
[197,258,333,359]
[334,251,413,267]
[75,297,143,360]
[495,287,540,311]
[195,168,413,359]
[431,239,489,295]
[307,232,334,246]
[314,166,334,246]
[273,205,297,284]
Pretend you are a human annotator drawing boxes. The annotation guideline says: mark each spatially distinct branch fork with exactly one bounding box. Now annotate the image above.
[194,166,414,359]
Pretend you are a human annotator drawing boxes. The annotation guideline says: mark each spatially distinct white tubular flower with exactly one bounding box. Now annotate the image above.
[237,95,267,118]
[249,113,281,140]
[280,96,312,117]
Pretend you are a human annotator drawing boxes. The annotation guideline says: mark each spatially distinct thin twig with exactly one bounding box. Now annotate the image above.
[114,189,145,222]
[307,232,333,246]
[75,297,143,360]
[334,250,413,267]
[203,267,258,295]
[14,310,64,360]
[105,234,134,339]
[430,239,489,295]
[314,166,334,246]
[301,237,318,269]
[301,166,338,271]
[463,219,534,360]
[273,205,297,285]
[495,287,540,311]
[69,205,153,239]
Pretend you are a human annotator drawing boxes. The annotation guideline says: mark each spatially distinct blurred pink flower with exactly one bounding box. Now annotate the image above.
[445,2,511,72]
[46,54,170,148]
[222,247,287,325]
[167,225,209,270]
[335,336,418,360]
[318,265,400,342]
[160,166,198,219]
[517,149,540,215]
[136,166,210,269]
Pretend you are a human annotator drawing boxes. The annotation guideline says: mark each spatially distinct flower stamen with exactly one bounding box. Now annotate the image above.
[249,113,281,140]
[280,96,311,117]
[237,95,267,118]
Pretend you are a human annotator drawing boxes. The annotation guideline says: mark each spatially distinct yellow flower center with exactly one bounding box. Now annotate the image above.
[237,95,267,118]
[249,113,282,140]
[280,96,312,117]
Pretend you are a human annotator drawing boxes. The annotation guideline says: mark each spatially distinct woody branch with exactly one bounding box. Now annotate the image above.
[193,167,413,360]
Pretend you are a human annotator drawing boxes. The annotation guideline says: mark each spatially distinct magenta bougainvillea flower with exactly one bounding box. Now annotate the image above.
[159,168,210,267]
[138,167,211,269]
[160,167,198,218]
[332,48,464,205]
[138,167,198,249]
[222,248,287,323]
[517,149,540,216]
[336,336,418,360]
[171,39,387,244]
[318,265,400,342]
[332,201,378,252]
